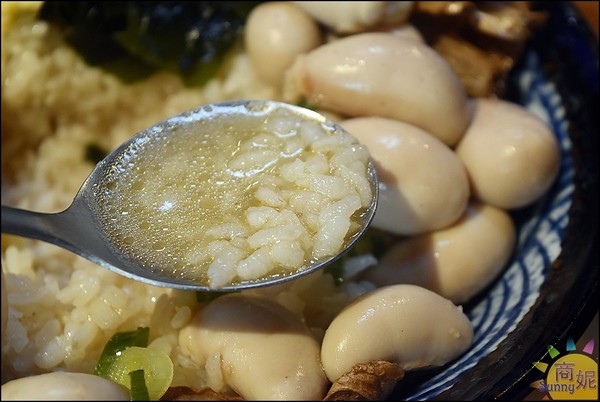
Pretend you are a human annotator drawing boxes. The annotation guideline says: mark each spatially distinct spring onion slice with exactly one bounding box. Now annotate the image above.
[129,369,151,401]
[95,327,174,400]
[95,327,150,377]
[107,346,174,401]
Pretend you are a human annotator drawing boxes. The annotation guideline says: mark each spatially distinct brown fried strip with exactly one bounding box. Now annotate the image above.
[411,1,548,97]
[323,360,405,401]
[160,386,244,401]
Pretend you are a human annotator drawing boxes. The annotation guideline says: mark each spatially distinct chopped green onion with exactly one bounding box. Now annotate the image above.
[95,327,150,377]
[295,98,316,110]
[324,259,346,286]
[196,290,238,303]
[84,143,109,164]
[94,327,173,400]
[129,369,150,401]
[324,229,399,286]
[108,346,174,401]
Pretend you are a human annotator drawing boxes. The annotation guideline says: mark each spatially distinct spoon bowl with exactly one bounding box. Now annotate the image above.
[1,99,378,292]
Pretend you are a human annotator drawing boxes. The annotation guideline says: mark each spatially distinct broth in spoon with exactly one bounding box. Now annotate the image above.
[2,100,378,291]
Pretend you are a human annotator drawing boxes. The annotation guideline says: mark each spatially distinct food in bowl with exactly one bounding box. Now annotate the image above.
[1,1,561,400]
[96,101,374,289]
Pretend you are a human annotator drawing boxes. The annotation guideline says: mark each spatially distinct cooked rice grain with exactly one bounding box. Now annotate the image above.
[1,3,370,386]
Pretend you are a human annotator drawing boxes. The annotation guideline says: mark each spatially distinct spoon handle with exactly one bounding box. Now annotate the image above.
[1,205,78,250]
[0,204,114,264]
[1,204,200,289]
[1,204,151,284]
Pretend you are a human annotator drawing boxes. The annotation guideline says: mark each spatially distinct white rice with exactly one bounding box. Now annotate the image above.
[0,3,372,387]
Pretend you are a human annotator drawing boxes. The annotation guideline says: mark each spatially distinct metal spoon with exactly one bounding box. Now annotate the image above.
[1,99,378,292]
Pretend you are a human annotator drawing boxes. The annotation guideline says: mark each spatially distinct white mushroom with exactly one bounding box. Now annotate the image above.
[363,202,516,304]
[179,293,328,400]
[385,23,425,42]
[283,32,471,146]
[455,98,561,209]
[340,116,470,235]
[291,1,415,34]
[320,284,473,382]
[244,2,322,85]
[0,372,130,400]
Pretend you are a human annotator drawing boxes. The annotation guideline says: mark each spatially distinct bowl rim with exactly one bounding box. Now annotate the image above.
[433,2,599,400]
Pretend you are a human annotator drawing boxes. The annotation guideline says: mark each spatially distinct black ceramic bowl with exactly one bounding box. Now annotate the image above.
[390,2,599,400]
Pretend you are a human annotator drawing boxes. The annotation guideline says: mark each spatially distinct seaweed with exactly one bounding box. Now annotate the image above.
[39,1,261,86]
